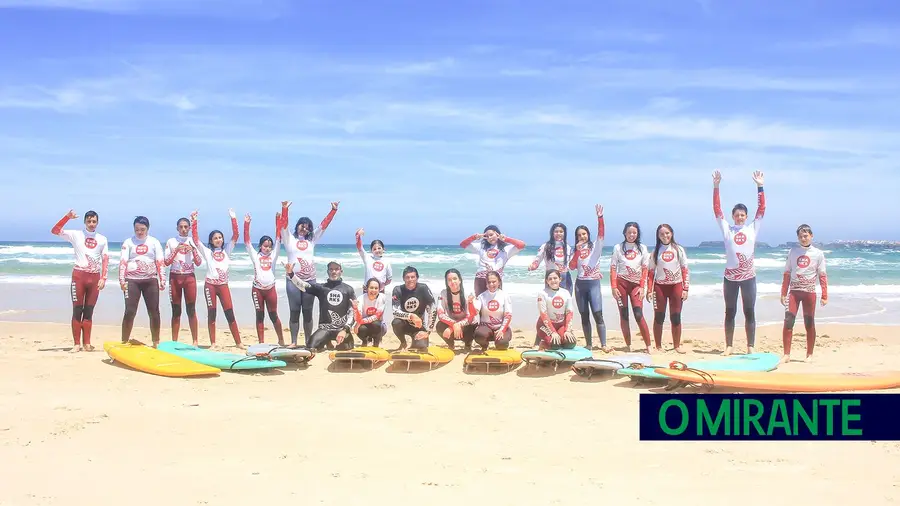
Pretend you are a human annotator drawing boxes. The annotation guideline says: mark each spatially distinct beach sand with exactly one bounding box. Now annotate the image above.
[1,319,899,506]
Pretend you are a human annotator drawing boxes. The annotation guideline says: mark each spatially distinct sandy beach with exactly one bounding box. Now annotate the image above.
[1,318,898,506]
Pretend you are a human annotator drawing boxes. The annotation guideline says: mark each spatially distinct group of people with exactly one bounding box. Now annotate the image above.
[52,170,829,363]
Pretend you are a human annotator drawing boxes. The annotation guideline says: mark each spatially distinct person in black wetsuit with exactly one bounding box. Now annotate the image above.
[286,261,356,352]
[390,266,437,350]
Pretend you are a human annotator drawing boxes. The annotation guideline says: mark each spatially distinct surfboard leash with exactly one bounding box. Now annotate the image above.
[667,361,715,392]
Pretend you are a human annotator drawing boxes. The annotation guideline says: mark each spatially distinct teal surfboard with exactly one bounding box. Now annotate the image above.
[522,346,593,364]
[157,341,287,371]
[616,352,781,381]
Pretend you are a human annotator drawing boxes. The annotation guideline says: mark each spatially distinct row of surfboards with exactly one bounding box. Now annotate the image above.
[102,340,900,393]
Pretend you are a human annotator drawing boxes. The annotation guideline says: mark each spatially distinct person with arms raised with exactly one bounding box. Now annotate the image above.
[119,216,165,347]
[191,209,243,348]
[646,224,690,353]
[280,200,339,347]
[390,266,437,351]
[356,228,392,292]
[459,226,526,296]
[286,261,357,352]
[568,204,608,351]
[609,222,652,353]
[780,224,828,363]
[245,211,285,345]
[712,169,766,355]
[163,217,203,346]
[52,209,109,352]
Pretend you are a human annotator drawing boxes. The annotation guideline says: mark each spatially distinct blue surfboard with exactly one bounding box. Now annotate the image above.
[616,352,781,381]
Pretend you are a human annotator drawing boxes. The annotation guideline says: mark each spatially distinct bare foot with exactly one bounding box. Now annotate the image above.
[84,344,95,352]
[69,345,82,353]
[626,344,633,352]
[805,354,813,363]
[655,346,663,352]
[192,340,199,347]
[601,346,613,353]
[747,346,755,354]
[674,346,686,354]
[723,346,733,356]
[152,341,159,349]
[780,354,791,364]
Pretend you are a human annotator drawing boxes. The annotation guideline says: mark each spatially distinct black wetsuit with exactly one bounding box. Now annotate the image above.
[391,282,437,350]
[289,273,357,351]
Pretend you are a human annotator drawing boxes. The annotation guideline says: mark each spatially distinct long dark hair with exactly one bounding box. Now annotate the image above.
[207,230,224,250]
[544,223,569,264]
[293,216,314,240]
[481,225,508,250]
[574,224,593,251]
[621,221,642,251]
[443,268,466,305]
[652,224,679,265]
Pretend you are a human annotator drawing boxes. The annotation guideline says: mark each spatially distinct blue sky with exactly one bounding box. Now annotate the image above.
[1,0,899,245]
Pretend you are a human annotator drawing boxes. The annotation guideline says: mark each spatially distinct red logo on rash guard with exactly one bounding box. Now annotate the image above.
[135,244,148,255]
[554,247,564,259]
[84,237,97,249]
[734,232,747,245]
[260,257,272,271]
[797,255,810,268]
[486,248,499,259]
[452,302,461,312]
[551,296,564,309]
[487,299,500,311]
[366,306,377,316]
[661,251,675,262]
[373,261,384,271]
[296,240,309,251]
[213,251,225,262]
[624,249,638,260]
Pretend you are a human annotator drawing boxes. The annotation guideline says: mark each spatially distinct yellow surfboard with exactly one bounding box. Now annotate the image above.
[390,345,455,371]
[463,348,522,372]
[656,367,900,392]
[328,346,391,369]
[104,340,221,377]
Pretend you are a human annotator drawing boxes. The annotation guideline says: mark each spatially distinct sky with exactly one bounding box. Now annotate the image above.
[1,0,899,246]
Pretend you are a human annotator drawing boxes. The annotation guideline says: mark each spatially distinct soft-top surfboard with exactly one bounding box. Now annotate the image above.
[329,346,391,369]
[104,340,220,378]
[656,366,900,392]
[389,346,455,371]
[463,348,522,372]
[522,346,593,369]
[572,353,652,378]
[246,344,313,363]
[157,341,287,371]
[617,352,781,382]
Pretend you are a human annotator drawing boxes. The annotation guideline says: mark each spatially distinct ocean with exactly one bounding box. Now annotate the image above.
[2,241,899,330]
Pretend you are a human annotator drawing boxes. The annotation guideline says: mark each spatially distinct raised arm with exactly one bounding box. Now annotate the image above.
[752,170,766,225]
[459,233,482,252]
[312,201,339,242]
[243,214,259,266]
[503,236,526,255]
[190,211,209,258]
[225,209,239,254]
[51,210,76,242]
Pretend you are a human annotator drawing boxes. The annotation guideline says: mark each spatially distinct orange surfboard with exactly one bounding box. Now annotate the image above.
[656,367,900,392]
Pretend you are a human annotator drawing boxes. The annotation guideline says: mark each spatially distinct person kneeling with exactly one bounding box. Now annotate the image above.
[286,261,357,352]
[534,269,577,350]
[468,271,513,351]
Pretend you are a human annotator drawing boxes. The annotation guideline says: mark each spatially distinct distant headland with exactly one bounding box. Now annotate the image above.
[696,240,900,249]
